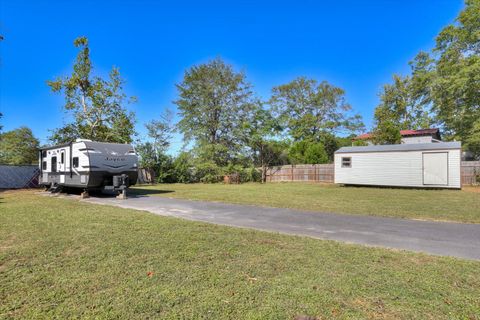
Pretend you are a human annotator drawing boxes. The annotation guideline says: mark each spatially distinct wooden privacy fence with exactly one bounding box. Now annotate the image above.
[461,161,480,186]
[137,168,156,184]
[265,161,480,186]
[265,164,334,183]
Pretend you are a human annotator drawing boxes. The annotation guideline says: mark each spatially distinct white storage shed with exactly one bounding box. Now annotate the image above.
[334,142,461,189]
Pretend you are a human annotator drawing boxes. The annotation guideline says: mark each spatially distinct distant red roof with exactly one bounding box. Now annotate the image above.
[354,128,440,140]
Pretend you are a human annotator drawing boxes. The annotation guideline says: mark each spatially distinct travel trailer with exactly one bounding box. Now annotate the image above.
[39,139,138,195]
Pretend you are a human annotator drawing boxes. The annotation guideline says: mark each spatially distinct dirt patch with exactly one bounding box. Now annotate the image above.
[0,189,39,195]
[463,186,480,193]
[62,245,89,257]
[0,235,18,252]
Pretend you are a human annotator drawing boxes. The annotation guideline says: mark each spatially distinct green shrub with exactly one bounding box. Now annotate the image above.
[240,167,262,183]
[155,154,177,183]
[289,141,329,164]
[224,164,261,183]
[352,140,368,146]
[194,161,224,183]
[172,152,195,183]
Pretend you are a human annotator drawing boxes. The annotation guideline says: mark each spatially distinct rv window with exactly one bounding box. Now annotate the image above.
[61,152,64,164]
[42,151,47,158]
[341,157,351,168]
[42,161,47,170]
[73,157,79,168]
[51,156,57,172]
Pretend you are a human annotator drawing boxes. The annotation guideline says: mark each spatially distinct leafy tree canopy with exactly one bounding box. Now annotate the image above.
[374,73,434,132]
[47,36,136,144]
[288,140,329,165]
[372,118,402,145]
[373,0,479,155]
[466,119,480,158]
[0,127,39,165]
[175,58,256,165]
[239,102,284,181]
[172,152,195,183]
[143,109,173,154]
[136,109,173,183]
[270,77,364,142]
[430,0,480,148]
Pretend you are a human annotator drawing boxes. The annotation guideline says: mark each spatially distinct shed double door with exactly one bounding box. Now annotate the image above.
[423,152,448,185]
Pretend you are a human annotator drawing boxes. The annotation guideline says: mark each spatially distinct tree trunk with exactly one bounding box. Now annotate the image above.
[81,94,87,113]
[261,162,268,183]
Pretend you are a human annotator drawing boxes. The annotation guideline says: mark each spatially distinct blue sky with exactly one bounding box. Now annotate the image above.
[0,0,463,152]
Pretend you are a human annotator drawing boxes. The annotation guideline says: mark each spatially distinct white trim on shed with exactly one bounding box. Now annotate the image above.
[334,142,461,189]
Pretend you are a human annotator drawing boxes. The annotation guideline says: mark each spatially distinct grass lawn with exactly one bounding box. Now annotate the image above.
[132,183,480,223]
[1,190,479,319]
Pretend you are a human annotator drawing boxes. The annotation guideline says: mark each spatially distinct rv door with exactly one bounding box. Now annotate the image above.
[51,156,57,173]
[59,149,66,184]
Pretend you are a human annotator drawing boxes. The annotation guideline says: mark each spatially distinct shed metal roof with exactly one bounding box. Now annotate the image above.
[335,141,461,154]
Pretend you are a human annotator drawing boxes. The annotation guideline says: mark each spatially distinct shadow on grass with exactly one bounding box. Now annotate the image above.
[341,184,461,191]
[129,188,175,197]
[35,187,174,199]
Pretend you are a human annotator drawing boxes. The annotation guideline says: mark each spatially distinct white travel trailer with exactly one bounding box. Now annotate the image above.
[39,139,138,193]
[334,142,461,189]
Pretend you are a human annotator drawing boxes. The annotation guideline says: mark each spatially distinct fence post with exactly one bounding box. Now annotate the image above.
[291,165,294,181]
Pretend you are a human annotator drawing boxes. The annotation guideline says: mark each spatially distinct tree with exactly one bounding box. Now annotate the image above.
[372,93,403,145]
[47,36,136,144]
[142,109,173,157]
[336,135,357,148]
[172,152,195,183]
[288,141,328,164]
[429,0,480,143]
[136,109,173,181]
[136,142,158,171]
[175,58,256,165]
[318,132,344,162]
[270,77,364,142]
[0,127,39,165]
[304,143,329,164]
[372,63,435,145]
[352,139,369,147]
[466,119,480,159]
[240,102,284,182]
[0,112,3,134]
[372,117,402,145]
[374,74,434,131]
[374,0,479,152]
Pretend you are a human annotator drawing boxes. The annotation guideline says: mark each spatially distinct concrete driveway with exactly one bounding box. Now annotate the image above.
[84,195,480,261]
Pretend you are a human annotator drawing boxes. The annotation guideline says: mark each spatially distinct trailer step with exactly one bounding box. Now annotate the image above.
[49,184,63,193]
